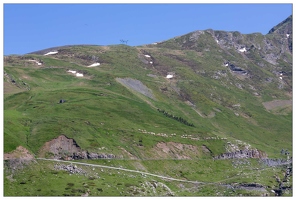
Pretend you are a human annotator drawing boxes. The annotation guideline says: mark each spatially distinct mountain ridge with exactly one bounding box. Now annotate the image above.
[26,15,292,55]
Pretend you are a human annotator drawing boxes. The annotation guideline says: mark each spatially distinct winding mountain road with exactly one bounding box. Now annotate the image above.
[37,158,203,184]
[37,157,290,190]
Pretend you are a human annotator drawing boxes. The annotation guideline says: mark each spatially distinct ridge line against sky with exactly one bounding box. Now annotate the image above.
[1,1,294,55]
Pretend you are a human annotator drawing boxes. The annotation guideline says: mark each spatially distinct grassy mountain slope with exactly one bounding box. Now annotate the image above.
[3,15,292,196]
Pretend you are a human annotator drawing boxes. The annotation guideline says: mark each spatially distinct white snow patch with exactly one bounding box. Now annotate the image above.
[68,70,84,77]
[166,75,173,79]
[286,34,290,38]
[239,47,247,52]
[144,55,151,58]
[150,61,153,64]
[44,51,58,55]
[88,63,100,67]
[279,77,283,80]
[76,73,84,77]
[152,42,158,45]
[28,59,43,65]
[68,70,77,74]
[224,63,229,67]
[216,39,219,43]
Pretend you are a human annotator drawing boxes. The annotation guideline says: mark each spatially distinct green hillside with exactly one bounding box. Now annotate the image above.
[3,15,292,197]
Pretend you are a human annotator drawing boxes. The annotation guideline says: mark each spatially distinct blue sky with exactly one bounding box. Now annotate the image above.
[3,3,293,55]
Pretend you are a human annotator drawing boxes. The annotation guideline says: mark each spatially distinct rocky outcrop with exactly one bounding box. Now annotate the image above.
[87,153,115,159]
[221,183,267,192]
[235,183,267,193]
[72,151,116,160]
[260,158,292,167]
[225,62,248,75]
[163,15,292,66]
[54,163,86,175]
[39,134,116,160]
[268,15,292,35]
[214,148,267,160]
[38,135,82,159]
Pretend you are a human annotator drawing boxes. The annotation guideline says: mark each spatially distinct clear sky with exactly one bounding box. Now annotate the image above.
[3,2,293,55]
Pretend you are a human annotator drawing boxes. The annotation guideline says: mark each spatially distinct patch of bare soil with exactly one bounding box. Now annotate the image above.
[151,142,200,159]
[201,145,212,154]
[262,99,292,110]
[119,147,138,160]
[240,112,258,125]
[4,146,35,160]
[193,107,215,118]
[38,134,82,159]
[101,46,110,51]
[4,81,25,95]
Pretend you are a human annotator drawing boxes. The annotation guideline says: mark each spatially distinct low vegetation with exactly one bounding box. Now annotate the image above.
[4,15,292,196]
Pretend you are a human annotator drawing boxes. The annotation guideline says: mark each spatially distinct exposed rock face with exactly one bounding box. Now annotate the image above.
[268,15,292,35]
[260,158,292,167]
[72,151,89,160]
[213,30,247,51]
[87,152,115,159]
[151,142,200,159]
[4,146,35,160]
[38,135,82,159]
[38,134,116,160]
[226,62,248,75]
[214,148,267,159]
[160,15,292,67]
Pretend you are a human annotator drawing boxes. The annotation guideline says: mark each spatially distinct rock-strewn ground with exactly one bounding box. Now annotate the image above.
[38,134,115,160]
[116,78,155,100]
[262,100,292,111]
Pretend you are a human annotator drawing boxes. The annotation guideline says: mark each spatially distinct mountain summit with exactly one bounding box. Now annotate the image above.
[268,15,292,35]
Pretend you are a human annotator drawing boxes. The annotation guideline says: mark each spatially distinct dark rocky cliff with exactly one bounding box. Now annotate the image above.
[268,15,292,35]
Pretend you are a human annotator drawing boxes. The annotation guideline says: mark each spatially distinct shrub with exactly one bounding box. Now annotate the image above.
[125,183,134,187]
[67,183,75,187]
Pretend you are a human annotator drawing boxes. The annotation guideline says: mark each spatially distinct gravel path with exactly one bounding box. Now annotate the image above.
[37,158,288,193]
[37,158,202,184]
